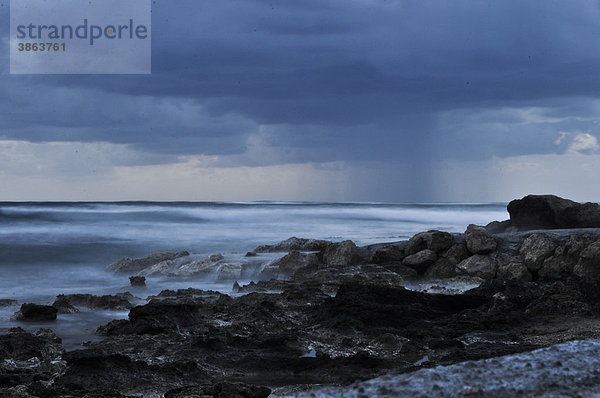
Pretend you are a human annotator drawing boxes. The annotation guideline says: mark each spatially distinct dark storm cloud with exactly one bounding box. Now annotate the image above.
[1,0,600,163]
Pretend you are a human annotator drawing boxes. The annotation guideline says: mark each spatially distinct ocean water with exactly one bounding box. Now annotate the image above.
[0,201,508,348]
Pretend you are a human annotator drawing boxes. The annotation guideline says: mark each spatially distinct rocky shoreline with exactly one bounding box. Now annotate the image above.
[4,195,600,397]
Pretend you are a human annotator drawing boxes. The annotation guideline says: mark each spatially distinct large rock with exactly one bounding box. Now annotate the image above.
[538,248,574,281]
[371,245,404,264]
[321,240,364,266]
[259,251,319,279]
[425,257,457,278]
[402,249,437,273]
[14,304,58,321]
[171,254,224,277]
[519,234,557,272]
[108,251,190,273]
[485,220,513,234]
[456,255,497,279]
[405,230,454,254]
[254,237,331,253]
[496,254,532,281]
[573,239,600,281]
[215,263,243,282]
[465,225,497,254]
[507,194,600,229]
[564,234,595,259]
[52,293,135,312]
[441,242,471,265]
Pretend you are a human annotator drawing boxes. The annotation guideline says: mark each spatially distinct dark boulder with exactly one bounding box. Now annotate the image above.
[507,194,600,230]
[52,293,135,311]
[425,257,457,278]
[371,245,404,264]
[519,234,557,272]
[52,295,79,314]
[442,243,471,265]
[260,250,319,279]
[456,255,497,279]
[14,304,57,321]
[129,276,146,287]
[496,254,532,281]
[402,249,437,273]
[538,249,574,282]
[405,230,454,254]
[573,239,600,282]
[321,240,365,266]
[485,220,512,234]
[465,225,497,254]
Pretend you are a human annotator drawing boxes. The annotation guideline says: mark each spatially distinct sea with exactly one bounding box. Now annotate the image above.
[0,201,508,349]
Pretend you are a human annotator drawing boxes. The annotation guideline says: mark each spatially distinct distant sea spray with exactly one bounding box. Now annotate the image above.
[0,201,508,265]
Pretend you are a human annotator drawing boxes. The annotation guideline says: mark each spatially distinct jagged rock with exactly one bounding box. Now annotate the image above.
[538,249,573,281]
[52,293,135,311]
[405,230,454,255]
[0,327,65,388]
[321,240,364,266]
[456,255,498,279]
[564,234,595,259]
[277,251,319,272]
[215,263,243,282]
[245,251,257,257]
[129,276,146,287]
[507,194,600,229]
[371,245,404,264]
[465,225,497,254]
[164,382,271,398]
[402,249,437,273]
[519,234,557,272]
[496,254,532,281]
[442,242,471,265]
[14,304,57,321]
[52,295,79,314]
[108,251,190,273]
[425,257,457,278]
[137,259,173,276]
[173,254,224,277]
[232,280,293,293]
[153,288,223,299]
[254,237,331,253]
[485,220,512,234]
[573,239,600,281]
[260,251,319,279]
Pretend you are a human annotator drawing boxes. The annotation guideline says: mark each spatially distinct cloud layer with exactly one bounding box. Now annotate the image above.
[1,0,600,200]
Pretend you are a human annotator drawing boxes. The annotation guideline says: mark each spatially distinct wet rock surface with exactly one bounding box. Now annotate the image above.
[289,340,600,398]
[9,269,600,396]
[108,251,190,273]
[52,292,138,313]
[14,304,58,321]
[254,237,331,253]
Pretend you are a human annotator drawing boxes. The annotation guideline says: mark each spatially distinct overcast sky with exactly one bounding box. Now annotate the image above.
[1,0,600,201]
